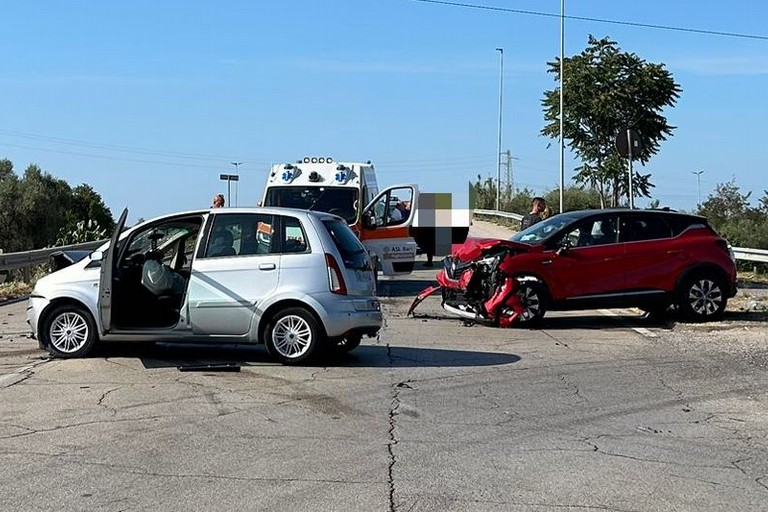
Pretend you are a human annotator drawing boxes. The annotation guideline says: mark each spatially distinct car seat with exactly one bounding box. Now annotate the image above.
[576,230,594,247]
[209,230,236,257]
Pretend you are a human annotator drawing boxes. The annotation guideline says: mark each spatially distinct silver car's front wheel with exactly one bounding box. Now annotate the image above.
[266,307,323,364]
[43,304,98,358]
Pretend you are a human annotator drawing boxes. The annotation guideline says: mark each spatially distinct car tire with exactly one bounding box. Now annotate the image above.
[42,304,98,358]
[265,307,324,364]
[333,335,362,354]
[677,274,727,322]
[515,281,547,326]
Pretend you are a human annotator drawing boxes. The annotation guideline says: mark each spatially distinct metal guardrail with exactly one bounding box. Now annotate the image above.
[474,208,523,222]
[732,247,768,264]
[0,239,107,278]
[473,208,768,264]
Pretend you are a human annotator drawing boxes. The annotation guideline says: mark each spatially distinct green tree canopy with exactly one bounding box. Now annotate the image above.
[472,174,602,214]
[542,35,681,208]
[0,160,114,252]
[696,179,768,250]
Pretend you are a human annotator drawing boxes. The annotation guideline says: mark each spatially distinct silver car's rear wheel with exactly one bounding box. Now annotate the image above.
[266,307,323,364]
[43,304,98,358]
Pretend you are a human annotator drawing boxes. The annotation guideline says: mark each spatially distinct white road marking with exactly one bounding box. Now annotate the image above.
[598,309,658,338]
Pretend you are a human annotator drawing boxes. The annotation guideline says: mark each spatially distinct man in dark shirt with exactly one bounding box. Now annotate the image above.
[520,197,546,230]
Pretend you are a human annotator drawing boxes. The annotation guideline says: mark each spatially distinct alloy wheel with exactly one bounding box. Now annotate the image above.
[49,311,90,354]
[271,314,313,359]
[687,278,724,317]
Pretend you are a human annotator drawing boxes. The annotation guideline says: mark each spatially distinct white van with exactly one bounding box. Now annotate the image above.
[261,157,419,275]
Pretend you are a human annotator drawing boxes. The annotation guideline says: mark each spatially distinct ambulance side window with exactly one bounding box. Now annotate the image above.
[367,186,414,227]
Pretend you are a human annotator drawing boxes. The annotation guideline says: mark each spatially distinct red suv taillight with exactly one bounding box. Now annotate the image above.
[325,253,348,295]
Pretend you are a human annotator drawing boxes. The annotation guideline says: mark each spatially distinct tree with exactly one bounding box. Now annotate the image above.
[472,174,498,210]
[0,159,115,252]
[64,184,115,236]
[0,159,21,252]
[542,36,681,207]
[16,165,73,249]
[697,179,768,250]
[471,174,602,215]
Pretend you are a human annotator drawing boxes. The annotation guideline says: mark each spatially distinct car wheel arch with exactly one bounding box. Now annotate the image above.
[675,263,730,293]
[257,299,327,344]
[511,274,552,302]
[39,301,99,357]
[38,298,97,344]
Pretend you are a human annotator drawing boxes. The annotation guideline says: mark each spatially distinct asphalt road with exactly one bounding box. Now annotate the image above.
[1,221,767,511]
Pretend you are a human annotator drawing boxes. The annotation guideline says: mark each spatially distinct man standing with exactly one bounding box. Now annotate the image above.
[211,194,225,208]
[520,197,546,230]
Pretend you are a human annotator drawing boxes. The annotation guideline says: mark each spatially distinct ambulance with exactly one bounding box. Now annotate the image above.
[261,157,418,275]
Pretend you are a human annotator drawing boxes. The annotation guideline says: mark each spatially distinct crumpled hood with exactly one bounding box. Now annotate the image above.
[452,236,530,262]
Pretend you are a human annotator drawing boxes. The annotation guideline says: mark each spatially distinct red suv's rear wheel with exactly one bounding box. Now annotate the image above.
[677,274,727,322]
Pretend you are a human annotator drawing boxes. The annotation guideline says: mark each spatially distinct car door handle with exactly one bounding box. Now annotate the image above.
[259,263,276,270]
[541,260,552,265]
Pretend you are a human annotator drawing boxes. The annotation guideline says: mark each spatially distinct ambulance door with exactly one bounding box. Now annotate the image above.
[360,185,419,275]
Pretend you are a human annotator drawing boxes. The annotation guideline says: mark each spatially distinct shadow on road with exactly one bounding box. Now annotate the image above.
[95,342,520,370]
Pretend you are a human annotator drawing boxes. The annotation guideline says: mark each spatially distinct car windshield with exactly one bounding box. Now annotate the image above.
[321,218,369,270]
[125,226,194,257]
[264,186,359,224]
[509,213,581,244]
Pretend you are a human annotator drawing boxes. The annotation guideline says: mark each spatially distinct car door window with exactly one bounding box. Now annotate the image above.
[619,215,672,242]
[280,215,309,253]
[564,220,597,247]
[367,186,415,227]
[205,213,274,257]
[590,217,618,245]
[562,216,619,247]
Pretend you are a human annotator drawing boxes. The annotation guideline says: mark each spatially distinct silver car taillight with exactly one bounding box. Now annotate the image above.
[325,253,348,295]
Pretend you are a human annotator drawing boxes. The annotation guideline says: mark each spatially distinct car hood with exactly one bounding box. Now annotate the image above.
[34,257,97,292]
[453,237,530,262]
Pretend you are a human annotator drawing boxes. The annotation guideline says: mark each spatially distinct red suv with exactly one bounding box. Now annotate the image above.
[409,209,737,325]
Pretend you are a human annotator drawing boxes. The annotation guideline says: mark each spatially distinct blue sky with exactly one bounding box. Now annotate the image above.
[2,0,767,223]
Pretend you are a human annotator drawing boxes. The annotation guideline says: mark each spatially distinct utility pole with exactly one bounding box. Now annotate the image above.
[558,0,565,213]
[692,170,704,208]
[495,47,504,211]
[230,162,242,207]
[503,150,515,196]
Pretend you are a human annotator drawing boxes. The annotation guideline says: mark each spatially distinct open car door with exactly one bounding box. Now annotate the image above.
[360,184,419,275]
[98,208,128,334]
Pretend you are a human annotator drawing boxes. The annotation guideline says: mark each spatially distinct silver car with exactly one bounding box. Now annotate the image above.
[26,207,382,364]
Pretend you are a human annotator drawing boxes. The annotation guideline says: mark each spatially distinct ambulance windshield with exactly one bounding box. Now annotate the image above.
[264,186,359,224]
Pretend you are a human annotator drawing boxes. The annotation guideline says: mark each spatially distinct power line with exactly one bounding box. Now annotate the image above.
[410,0,768,41]
[0,129,234,162]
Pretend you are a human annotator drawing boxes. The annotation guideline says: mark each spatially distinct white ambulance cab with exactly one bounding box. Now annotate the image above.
[261,157,418,275]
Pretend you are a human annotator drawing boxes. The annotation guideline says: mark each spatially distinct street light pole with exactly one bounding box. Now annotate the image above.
[559,0,565,213]
[219,173,240,207]
[692,170,704,208]
[495,47,504,212]
[230,162,242,207]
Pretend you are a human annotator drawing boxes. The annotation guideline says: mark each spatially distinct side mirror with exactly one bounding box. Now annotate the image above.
[556,238,571,256]
[90,251,104,262]
[363,214,377,229]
